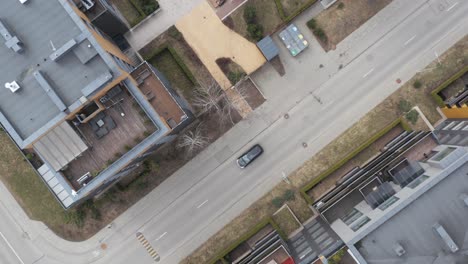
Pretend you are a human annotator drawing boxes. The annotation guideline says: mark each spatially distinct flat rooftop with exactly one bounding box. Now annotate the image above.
[0,0,117,140]
[356,159,468,264]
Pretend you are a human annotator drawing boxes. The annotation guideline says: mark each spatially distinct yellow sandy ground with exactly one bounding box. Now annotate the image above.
[176,1,266,90]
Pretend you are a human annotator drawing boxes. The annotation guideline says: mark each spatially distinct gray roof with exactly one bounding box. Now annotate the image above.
[356,159,468,264]
[257,36,279,61]
[0,0,120,144]
[33,121,88,171]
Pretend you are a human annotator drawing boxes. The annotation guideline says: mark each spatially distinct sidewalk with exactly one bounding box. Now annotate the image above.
[125,0,204,51]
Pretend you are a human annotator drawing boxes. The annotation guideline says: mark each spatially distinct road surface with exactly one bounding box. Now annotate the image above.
[0,0,466,264]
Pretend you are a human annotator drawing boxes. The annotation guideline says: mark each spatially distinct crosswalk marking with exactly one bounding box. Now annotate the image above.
[136,232,161,262]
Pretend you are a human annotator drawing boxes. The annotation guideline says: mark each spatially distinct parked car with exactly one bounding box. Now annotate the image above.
[236,144,263,169]
[216,0,226,7]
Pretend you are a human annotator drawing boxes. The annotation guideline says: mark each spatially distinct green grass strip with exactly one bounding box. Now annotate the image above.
[273,0,318,22]
[300,118,408,204]
[144,45,197,86]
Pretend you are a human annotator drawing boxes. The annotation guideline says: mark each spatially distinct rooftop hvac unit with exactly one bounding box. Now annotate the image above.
[393,243,406,257]
[5,81,20,93]
[433,223,459,253]
[460,193,468,207]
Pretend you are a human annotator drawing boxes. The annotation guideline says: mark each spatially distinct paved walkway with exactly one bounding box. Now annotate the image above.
[124,0,204,51]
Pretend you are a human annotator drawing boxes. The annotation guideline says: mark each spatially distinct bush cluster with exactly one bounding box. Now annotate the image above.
[306,18,328,43]
[272,189,296,208]
[243,5,264,42]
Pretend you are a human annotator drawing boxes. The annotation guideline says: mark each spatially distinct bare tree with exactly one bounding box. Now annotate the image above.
[192,81,249,127]
[177,123,209,158]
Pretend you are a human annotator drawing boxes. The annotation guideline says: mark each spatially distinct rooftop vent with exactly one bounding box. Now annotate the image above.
[0,19,23,53]
[5,81,21,93]
[18,0,29,4]
[393,243,406,257]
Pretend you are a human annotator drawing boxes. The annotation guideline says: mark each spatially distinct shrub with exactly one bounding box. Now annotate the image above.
[64,209,86,227]
[313,27,328,43]
[306,19,317,30]
[283,189,295,201]
[25,153,34,160]
[337,2,345,9]
[272,197,284,208]
[413,80,422,89]
[168,26,183,41]
[124,145,132,151]
[228,71,245,85]
[247,23,264,42]
[328,248,346,264]
[243,5,257,24]
[398,99,412,113]
[405,109,419,124]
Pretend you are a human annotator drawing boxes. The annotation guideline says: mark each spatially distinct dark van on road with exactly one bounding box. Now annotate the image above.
[236,144,263,169]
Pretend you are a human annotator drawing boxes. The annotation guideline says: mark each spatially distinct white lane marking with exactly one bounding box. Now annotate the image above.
[404,35,416,46]
[196,199,209,209]
[362,68,375,78]
[0,231,25,264]
[447,2,458,11]
[155,232,168,241]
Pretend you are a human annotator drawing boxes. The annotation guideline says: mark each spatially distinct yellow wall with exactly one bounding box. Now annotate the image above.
[441,105,468,119]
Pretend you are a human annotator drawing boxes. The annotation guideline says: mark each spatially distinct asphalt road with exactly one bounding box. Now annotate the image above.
[0,0,466,264]
[102,0,468,263]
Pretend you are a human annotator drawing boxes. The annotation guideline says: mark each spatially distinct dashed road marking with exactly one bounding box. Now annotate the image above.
[155,232,167,242]
[447,2,458,11]
[404,35,416,46]
[362,68,374,78]
[196,199,209,209]
[136,232,160,262]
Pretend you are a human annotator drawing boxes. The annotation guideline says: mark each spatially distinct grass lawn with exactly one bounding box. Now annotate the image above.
[228,0,284,41]
[109,0,144,27]
[309,0,392,51]
[272,206,302,237]
[140,27,215,107]
[0,131,72,235]
[148,49,195,98]
[279,0,314,18]
[182,35,468,264]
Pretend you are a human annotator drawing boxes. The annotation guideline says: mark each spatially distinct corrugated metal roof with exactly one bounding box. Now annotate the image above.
[33,121,88,171]
[256,36,279,61]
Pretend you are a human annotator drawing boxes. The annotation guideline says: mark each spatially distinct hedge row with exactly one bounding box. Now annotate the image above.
[300,118,410,204]
[209,218,287,264]
[274,0,318,23]
[430,65,468,107]
[144,45,197,86]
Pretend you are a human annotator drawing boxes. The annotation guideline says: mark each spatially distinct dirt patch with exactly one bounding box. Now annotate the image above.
[235,78,265,110]
[307,125,404,200]
[279,0,311,17]
[310,0,393,51]
[216,58,247,85]
[176,2,266,89]
[272,206,302,237]
[229,0,284,40]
